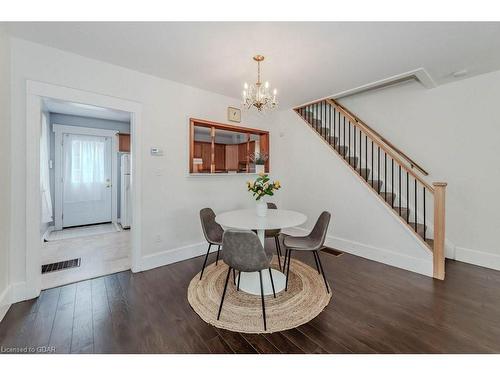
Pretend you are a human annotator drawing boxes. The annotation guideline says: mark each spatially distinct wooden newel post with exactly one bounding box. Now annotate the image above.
[433,182,447,280]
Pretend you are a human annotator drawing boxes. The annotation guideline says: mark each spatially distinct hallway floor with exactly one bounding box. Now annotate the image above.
[45,223,120,242]
[41,229,130,290]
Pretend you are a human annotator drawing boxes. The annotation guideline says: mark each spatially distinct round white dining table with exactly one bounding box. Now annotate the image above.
[216,209,307,296]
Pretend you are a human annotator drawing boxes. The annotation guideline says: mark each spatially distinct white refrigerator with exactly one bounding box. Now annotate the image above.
[120,153,132,229]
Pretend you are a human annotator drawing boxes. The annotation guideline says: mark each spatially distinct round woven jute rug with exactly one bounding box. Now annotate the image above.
[187,257,332,333]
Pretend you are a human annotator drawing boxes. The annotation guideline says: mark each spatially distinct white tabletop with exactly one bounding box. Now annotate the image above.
[216,209,307,230]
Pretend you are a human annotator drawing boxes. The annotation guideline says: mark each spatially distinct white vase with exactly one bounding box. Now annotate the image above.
[256,200,267,217]
[255,164,265,174]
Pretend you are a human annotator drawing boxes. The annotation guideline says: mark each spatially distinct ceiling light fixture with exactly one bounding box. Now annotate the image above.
[242,55,277,112]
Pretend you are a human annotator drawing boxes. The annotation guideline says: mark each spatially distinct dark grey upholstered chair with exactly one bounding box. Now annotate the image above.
[199,208,224,280]
[217,229,276,331]
[265,202,283,270]
[283,211,331,293]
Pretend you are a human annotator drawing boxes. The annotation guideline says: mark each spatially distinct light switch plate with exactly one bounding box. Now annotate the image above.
[151,147,164,156]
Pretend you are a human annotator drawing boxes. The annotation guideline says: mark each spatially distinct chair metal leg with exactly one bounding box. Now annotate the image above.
[199,243,212,280]
[215,245,221,265]
[259,270,267,331]
[314,250,330,294]
[274,237,282,271]
[268,268,276,298]
[217,266,232,320]
[312,251,321,274]
[232,268,236,285]
[283,248,289,273]
[275,236,282,257]
[285,249,292,291]
[237,271,241,291]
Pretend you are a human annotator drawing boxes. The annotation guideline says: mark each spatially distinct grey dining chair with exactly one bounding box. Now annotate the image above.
[199,208,224,280]
[217,229,276,331]
[265,202,283,270]
[283,211,331,293]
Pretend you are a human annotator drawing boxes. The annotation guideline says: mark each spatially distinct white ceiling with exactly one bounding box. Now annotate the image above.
[43,98,131,122]
[7,22,500,108]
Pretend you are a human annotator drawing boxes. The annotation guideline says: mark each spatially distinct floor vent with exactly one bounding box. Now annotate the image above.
[41,258,81,274]
[321,247,343,257]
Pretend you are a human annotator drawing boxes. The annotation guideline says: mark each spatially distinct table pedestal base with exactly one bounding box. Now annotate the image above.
[236,268,286,296]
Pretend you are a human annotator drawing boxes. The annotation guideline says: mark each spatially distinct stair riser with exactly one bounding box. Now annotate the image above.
[408,223,427,238]
[358,168,370,180]
[380,193,396,205]
[336,146,349,156]
[369,180,383,193]
[394,207,410,219]
[328,137,339,145]
[347,157,359,168]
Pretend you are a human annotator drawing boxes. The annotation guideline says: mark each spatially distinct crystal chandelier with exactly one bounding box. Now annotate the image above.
[242,55,277,112]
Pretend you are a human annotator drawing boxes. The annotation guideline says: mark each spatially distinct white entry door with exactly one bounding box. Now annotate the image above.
[62,133,112,227]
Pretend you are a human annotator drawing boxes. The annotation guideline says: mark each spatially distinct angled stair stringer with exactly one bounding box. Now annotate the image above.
[288,98,447,279]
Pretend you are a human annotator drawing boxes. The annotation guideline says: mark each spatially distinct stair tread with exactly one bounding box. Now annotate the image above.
[393,206,410,217]
[357,168,371,180]
[336,145,349,155]
[368,179,383,192]
[408,222,426,230]
[407,222,432,241]
[379,191,396,197]
[379,192,396,204]
[327,136,339,145]
[346,156,359,167]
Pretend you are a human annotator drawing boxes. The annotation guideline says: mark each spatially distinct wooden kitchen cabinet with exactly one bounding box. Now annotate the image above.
[118,133,131,152]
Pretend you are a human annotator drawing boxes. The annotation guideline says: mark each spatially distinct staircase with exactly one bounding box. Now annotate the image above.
[294,98,447,279]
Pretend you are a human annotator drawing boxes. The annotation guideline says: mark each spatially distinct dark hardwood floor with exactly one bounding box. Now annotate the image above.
[1,241,500,354]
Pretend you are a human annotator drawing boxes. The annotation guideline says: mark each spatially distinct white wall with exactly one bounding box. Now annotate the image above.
[338,74,500,270]
[9,38,270,298]
[271,110,433,277]
[0,28,11,319]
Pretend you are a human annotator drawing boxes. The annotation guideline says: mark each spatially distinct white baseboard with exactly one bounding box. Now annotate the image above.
[284,227,433,277]
[455,246,500,271]
[139,241,216,272]
[0,285,11,322]
[10,281,39,304]
[327,235,433,277]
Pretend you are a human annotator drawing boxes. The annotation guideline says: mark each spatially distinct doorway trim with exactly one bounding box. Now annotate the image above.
[26,80,142,299]
[53,124,119,230]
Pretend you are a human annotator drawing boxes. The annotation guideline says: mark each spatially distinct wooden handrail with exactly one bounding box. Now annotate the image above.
[296,97,331,109]
[323,99,434,192]
[329,99,429,176]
